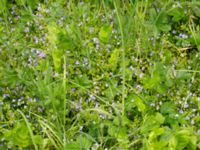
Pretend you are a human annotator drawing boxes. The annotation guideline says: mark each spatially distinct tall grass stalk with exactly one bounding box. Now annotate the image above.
[62,54,67,149]
[113,1,126,117]
[17,110,38,150]
[31,112,63,149]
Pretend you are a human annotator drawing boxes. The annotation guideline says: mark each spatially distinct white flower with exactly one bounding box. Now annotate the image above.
[197,97,200,101]
[129,65,135,71]
[105,83,109,87]
[191,120,195,125]
[93,37,99,44]
[186,116,190,120]
[0,101,3,106]
[34,36,39,43]
[197,129,200,134]
[150,103,155,107]
[172,30,177,34]
[139,73,144,78]
[89,27,94,33]
[183,102,189,108]
[179,33,188,39]
[89,94,96,101]
[75,61,80,65]
[23,27,30,33]
[79,126,83,131]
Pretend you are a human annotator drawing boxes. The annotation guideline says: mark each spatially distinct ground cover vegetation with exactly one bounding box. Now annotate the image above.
[0,0,200,149]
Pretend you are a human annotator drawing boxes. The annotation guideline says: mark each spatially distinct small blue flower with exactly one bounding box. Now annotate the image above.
[38,51,46,58]
[3,94,10,98]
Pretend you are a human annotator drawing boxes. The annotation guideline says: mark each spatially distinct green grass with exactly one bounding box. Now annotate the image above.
[0,0,200,149]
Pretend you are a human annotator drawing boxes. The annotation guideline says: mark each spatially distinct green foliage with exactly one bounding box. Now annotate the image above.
[99,24,112,44]
[141,113,165,134]
[15,0,39,9]
[66,135,92,150]
[160,101,176,114]
[147,7,171,36]
[143,62,174,93]
[0,0,7,14]
[126,94,146,113]
[74,74,92,88]
[3,122,41,148]
[168,7,185,22]
[170,128,197,150]
[108,48,120,71]
[0,0,200,149]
